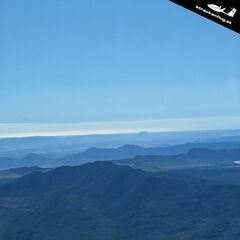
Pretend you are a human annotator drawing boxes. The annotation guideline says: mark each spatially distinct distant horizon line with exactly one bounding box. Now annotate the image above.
[1,128,240,140]
[1,116,240,139]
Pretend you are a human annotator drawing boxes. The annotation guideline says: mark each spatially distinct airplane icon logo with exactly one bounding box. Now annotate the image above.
[208,4,237,17]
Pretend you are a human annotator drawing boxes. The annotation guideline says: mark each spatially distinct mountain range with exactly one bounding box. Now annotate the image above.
[1,141,240,169]
[114,148,240,171]
[1,129,240,158]
[0,161,240,239]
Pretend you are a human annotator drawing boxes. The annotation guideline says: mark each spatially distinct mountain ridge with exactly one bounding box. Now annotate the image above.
[1,161,240,239]
[1,142,240,169]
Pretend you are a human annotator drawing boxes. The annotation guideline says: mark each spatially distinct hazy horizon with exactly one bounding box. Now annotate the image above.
[1,0,240,131]
[1,116,240,138]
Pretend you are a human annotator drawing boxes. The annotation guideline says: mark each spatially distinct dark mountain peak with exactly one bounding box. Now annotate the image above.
[0,161,147,199]
[67,144,147,164]
[2,159,240,240]
[51,161,137,179]
[83,144,143,153]
[71,147,105,157]
[137,131,149,135]
[83,146,99,152]
[54,161,116,172]
[23,153,48,161]
[119,144,143,150]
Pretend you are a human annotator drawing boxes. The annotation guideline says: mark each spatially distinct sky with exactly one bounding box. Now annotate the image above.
[0,0,240,137]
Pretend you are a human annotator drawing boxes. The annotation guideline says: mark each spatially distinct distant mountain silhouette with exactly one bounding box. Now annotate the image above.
[2,130,240,158]
[1,142,240,169]
[61,142,240,165]
[114,148,240,171]
[1,162,240,239]
[22,153,50,165]
[63,144,147,164]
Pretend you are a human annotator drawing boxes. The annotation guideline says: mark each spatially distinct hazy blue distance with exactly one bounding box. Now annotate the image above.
[0,0,239,135]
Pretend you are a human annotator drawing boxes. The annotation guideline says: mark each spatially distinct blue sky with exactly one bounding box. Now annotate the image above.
[0,0,239,136]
